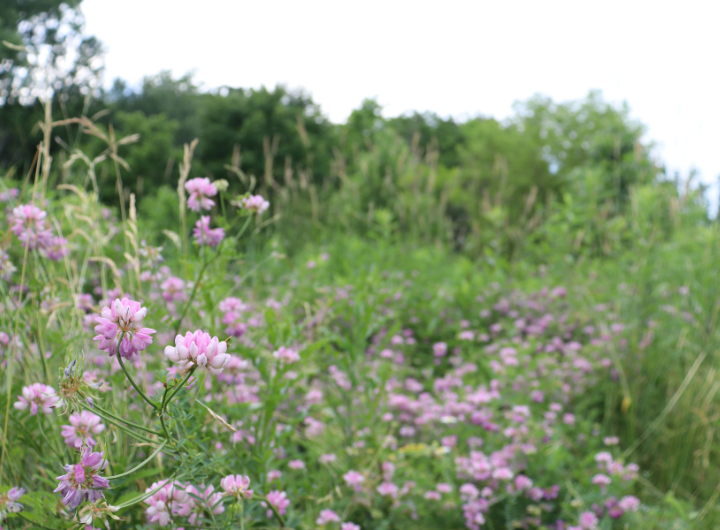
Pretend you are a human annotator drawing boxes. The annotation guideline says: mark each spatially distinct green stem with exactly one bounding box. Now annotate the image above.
[164,369,196,411]
[174,260,209,336]
[116,346,158,410]
[230,215,253,245]
[105,440,168,480]
[92,411,158,445]
[91,403,163,436]
[16,513,66,530]
[159,411,172,442]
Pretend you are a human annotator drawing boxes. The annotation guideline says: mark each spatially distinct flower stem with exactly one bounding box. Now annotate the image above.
[105,440,168,480]
[92,403,163,436]
[163,368,196,412]
[116,345,158,410]
[174,259,209,336]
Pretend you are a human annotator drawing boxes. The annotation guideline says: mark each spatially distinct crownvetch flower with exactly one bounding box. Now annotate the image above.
[93,298,156,359]
[164,330,231,375]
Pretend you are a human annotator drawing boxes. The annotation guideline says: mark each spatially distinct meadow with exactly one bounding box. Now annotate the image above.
[1,88,719,530]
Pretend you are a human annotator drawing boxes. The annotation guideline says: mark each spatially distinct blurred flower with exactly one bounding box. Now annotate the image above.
[0,486,25,519]
[316,509,341,525]
[193,215,225,247]
[343,470,364,490]
[273,346,300,364]
[220,474,253,499]
[143,480,188,526]
[160,276,186,303]
[41,236,69,261]
[263,490,290,518]
[10,204,52,249]
[0,188,19,202]
[61,411,105,448]
[0,249,15,280]
[239,194,269,213]
[288,459,305,470]
[185,177,217,212]
[14,383,58,415]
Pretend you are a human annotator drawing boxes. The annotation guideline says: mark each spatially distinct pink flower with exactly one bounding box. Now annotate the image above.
[594,451,613,466]
[376,482,399,497]
[143,480,189,526]
[185,177,217,212]
[603,436,619,446]
[433,342,448,357]
[193,216,225,247]
[288,459,305,470]
[93,298,156,359]
[263,490,290,518]
[54,447,110,509]
[0,486,25,518]
[0,188,19,202]
[160,276,186,303]
[319,453,336,464]
[343,470,364,489]
[61,411,105,448]
[14,383,58,415]
[437,483,453,493]
[492,467,514,480]
[578,510,598,529]
[618,495,640,512]
[241,194,269,213]
[341,524,361,530]
[273,346,300,364]
[316,509,341,525]
[591,474,611,488]
[41,236,69,261]
[381,461,395,481]
[424,491,441,500]
[10,204,52,249]
[220,474,253,499]
[267,470,282,482]
[514,475,533,490]
[164,330,231,375]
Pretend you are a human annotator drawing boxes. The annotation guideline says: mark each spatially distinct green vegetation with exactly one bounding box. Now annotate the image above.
[0,2,718,529]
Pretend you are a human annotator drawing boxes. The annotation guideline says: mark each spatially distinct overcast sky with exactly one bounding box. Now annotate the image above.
[83,0,719,198]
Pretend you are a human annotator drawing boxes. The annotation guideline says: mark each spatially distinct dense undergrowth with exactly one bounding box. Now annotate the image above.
[0,90,719,530]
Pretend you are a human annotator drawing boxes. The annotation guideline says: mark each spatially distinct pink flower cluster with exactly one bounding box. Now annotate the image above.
[144,480,191,526]
[263,490,290,519]
[0,486,25,519]
[220,474,253,499]
[14,383,58,415]
[164,330,231,375]
[185,177,217,212]
[240,194,269,213]
[273,346,300,364]
[193,215,225,247]
[54,447,110,509]
[93,298,156,359]
[61,411,105,448]
[220,297,249,337]
[9,204,68,259]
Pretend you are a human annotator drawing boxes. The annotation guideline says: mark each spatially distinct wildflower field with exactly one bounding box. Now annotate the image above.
[2,79,720,530]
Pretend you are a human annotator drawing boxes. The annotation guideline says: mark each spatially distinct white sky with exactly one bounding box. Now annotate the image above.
[83,0,719,199]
